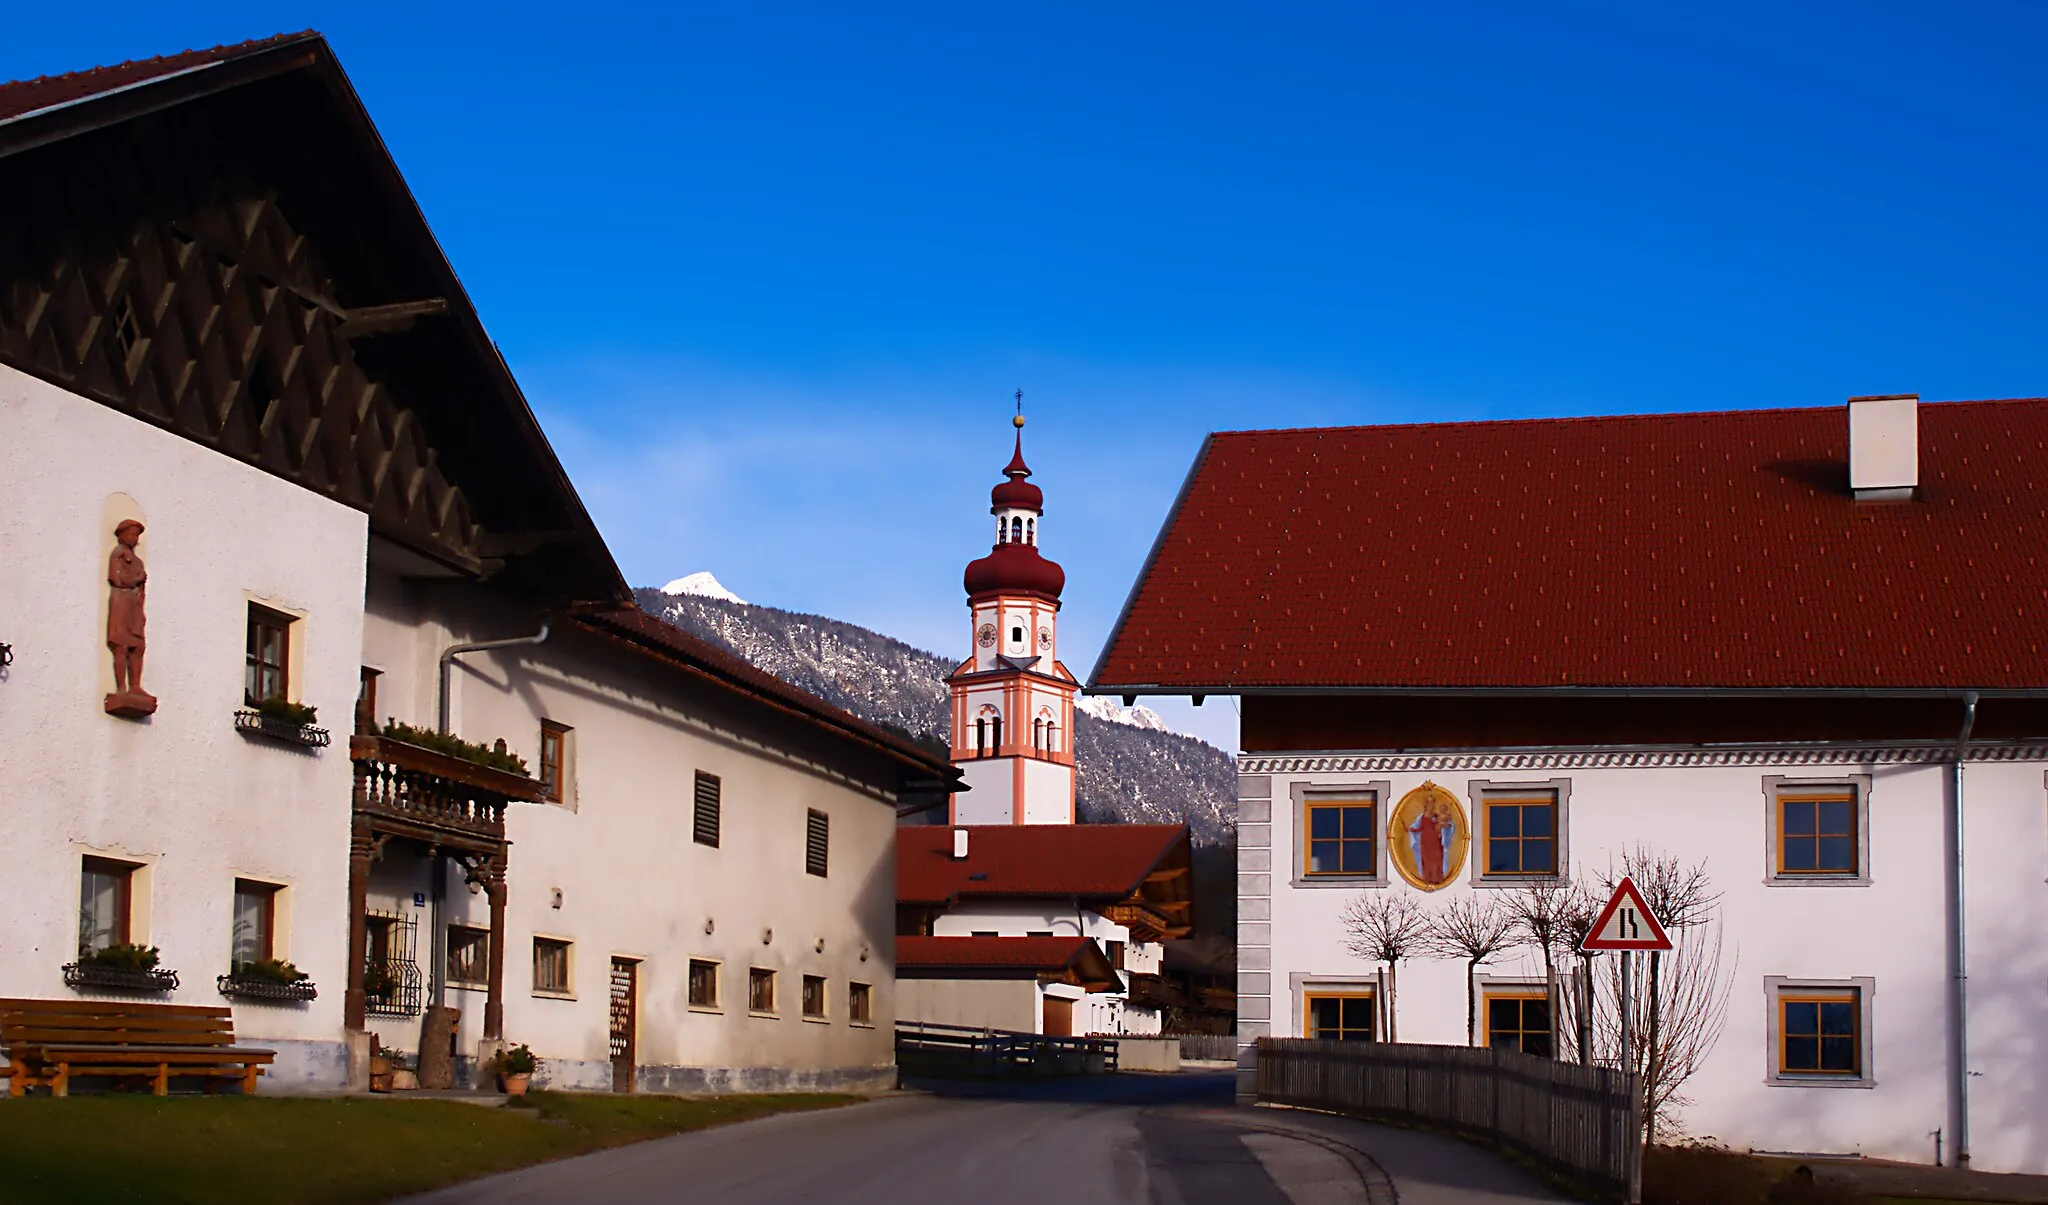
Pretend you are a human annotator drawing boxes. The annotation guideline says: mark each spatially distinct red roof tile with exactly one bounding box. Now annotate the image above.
[0,32,316,122]
[1092,399,2048,694]
[895,935,1097,973]
[897,824,1188,904]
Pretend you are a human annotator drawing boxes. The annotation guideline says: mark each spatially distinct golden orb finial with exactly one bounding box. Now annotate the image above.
[1013,413,1026,428]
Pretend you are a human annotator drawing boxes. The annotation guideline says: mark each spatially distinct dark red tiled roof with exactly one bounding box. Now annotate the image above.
[1092,399,2048,693]
[0,32,316,122]
[897,824,1188,904]
[896,936,1093,972]
[573,606,958,776]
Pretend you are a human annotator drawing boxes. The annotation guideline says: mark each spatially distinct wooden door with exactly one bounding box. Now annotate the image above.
[1042,995,1073,1037]
[608,958,638,1093]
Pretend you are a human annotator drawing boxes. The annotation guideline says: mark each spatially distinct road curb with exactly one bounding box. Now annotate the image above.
[1145,1104,1400,1205]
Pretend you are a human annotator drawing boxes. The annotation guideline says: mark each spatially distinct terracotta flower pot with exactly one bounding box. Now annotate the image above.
[501,1072,531,1097]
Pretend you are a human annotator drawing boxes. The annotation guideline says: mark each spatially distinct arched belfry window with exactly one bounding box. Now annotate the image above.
[991,715,1003,749]
[1047,722,1058,753]
[1033,717,1044,751]
[975,718,987,757]
[1010,517,1023,542]
[1026,518,1035,544]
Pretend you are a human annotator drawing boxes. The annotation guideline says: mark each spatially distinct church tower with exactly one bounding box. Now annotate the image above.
[947,407,1077,825]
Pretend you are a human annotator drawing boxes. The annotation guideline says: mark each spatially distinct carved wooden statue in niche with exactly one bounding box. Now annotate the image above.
[104,518,157,717]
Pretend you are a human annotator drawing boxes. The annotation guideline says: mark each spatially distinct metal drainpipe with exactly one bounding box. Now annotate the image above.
[429,618,551,1012]
[1950,690,1978,1168]
[437,617,551,733]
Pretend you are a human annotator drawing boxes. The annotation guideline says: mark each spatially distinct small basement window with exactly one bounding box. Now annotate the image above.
[532,937,571,995]
[688,959,720,1010]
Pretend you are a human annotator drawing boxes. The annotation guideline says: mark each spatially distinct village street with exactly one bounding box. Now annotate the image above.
[404,1073,1565,1205]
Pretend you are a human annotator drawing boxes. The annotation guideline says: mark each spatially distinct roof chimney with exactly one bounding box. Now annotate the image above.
[1848,394,1919,500]
[951,828,969,860]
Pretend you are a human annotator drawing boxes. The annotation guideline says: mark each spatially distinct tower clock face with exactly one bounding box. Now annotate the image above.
[1037,625,1053,651]
[977,623,997,649]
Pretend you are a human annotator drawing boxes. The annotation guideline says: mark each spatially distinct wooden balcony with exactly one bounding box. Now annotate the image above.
[349,735,542,852]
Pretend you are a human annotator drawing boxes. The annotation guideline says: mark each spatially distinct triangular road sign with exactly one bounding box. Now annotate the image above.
[1580,876,1674,952]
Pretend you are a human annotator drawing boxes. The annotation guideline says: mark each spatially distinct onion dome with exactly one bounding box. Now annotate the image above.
[965,541,1066,602]
[990,421,1044,512]
[965,411,1064,602]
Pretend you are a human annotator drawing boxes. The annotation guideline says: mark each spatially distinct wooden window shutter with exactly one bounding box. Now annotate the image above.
[693,772,721,848]
[805,809,829,877]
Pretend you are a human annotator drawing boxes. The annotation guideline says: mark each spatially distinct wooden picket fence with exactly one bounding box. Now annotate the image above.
[1256,1039,1642,1203]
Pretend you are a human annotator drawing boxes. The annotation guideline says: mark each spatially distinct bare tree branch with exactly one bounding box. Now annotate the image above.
[1422,893,1517,1044]
[1339,892,1428,1041]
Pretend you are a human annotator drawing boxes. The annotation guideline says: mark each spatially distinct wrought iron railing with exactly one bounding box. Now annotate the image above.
[234,709,332,748]
[217,973,319,1003]
[63,962,180,994]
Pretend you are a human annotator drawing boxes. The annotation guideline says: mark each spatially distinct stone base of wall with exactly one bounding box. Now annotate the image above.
[532,1059,897,1095]
[1116,1038,1182,1073]
[256,1039,353,1093]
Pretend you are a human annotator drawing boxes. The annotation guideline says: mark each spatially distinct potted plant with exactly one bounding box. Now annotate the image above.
[493,1043,538,1096]
[369,1037,394,1093]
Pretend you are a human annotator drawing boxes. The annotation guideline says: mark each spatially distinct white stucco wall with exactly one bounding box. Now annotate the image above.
[1241,751,2048,1173]
[360,576,898,1092]
[0,364,366,1088]
[927,902,1155,1035]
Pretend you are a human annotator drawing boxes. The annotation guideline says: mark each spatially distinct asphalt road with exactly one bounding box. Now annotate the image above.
[406,1073,1559,1205]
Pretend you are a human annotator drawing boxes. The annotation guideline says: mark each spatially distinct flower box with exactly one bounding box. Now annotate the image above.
[235,709,332,748]
[64,962,180,993]
[217,973,319,1003]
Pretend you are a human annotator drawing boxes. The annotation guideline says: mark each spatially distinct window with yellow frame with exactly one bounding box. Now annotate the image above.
[1304,992,1376,1042]
[1779,990,1860,1076]
[1305,800,1376,876]
[1484,990,1553,1057]
[1776,788,1858,876]
[1482,790,1558,877]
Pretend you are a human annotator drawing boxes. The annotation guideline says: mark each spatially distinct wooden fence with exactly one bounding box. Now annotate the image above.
[1174,1033,1239,1061]
[896,1021,1119,1079]
[1256,1039,1642,1204]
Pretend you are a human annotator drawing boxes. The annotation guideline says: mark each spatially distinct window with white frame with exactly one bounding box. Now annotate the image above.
[1763,776,1871,884]
[1469,778,1570,883]
[1765,976,1875,1086]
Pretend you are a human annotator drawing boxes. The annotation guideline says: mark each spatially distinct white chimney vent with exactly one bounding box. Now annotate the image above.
[1848,394,1919,500]
[952,828,970,860]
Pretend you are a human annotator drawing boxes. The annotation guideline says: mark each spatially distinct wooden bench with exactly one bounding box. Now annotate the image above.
[0,998,276,1097]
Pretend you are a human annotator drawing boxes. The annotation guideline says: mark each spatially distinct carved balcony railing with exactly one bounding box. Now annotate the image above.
[350,735,543,849]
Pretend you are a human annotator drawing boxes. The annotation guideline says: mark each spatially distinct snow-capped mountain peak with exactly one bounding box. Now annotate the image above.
[660,571,747,605]
[1075,695,1172,733]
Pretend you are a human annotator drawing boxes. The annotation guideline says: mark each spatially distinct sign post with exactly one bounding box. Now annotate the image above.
[1580,876,1672,1205]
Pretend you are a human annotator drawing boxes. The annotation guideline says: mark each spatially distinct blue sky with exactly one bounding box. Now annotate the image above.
[9,3,2046,749]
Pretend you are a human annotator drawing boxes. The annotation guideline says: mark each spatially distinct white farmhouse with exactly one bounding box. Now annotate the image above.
[0,33,959,1094]
[1093,395,2048,1173]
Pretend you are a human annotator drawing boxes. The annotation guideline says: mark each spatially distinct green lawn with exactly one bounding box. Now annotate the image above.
[0,1091,859,1204]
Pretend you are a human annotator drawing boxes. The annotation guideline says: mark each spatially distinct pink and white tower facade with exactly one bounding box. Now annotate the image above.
[947,410,1078,824]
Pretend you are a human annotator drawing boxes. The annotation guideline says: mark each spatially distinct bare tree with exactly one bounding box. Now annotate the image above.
[1422,893,1518,1044]
[1505,876,1595,1060]
[1591,915,1736,1142]
[1339,892,1428,1041]
[1593,847,1735,1143]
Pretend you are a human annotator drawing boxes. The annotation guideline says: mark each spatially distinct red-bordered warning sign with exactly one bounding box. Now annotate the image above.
[1580,875,1673,952]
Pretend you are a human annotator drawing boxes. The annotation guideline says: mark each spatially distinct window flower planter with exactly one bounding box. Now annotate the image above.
[64,962,180,993]
[235,708,331,748]
[217,973,319,1003]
